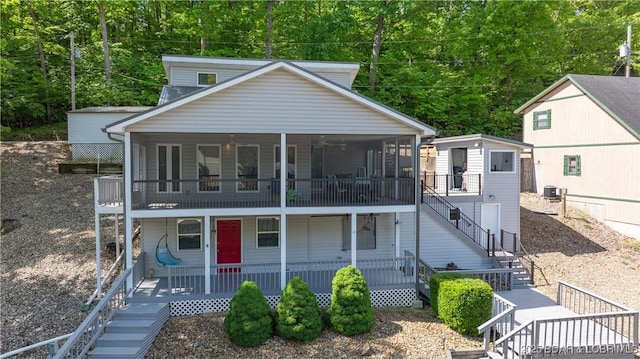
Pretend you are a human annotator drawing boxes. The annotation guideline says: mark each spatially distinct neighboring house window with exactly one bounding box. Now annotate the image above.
[177,218,202,251]
[158,144,181,192]
[533,110,551,130]
[564,155,581,176]
[274,145,296,189]
[489,151,515,173]
[237,145,259,191]
[197,72,217,86]
[342,215,376,250]
[197,145,221,192]
[256,217,279,248]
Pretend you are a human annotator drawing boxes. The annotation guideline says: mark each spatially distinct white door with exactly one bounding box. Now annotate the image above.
[481,203,500,251]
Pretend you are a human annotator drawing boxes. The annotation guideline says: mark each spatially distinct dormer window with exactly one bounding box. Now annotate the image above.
[197,72,217,86]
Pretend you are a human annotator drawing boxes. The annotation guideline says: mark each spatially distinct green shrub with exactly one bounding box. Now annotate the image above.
[327,265,374,336]
[275,276,323,342]
[223,281,273,347]
[438,278,492,336]
[429,272,473,317]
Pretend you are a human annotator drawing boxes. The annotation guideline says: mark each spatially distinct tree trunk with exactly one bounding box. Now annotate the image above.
[200,0,209,55]
[369,12,384,95]
[28,5,52,123]
[98,2,112,92]
[265,0,274,59]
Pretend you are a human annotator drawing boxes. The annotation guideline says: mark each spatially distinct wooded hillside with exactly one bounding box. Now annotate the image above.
[1,0,638,138]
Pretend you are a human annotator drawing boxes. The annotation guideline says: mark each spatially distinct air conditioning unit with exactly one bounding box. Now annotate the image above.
[543,185,558,199]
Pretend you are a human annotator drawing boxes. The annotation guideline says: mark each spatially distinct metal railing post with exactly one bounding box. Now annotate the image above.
[530,261,535,284]
[477,174,481,195]
[492,234,496,257]
[513,233,517,254]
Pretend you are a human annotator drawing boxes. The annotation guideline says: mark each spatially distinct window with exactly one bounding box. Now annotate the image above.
[274,145,296,189]
[177,218,202,250]
[158,144,181,192]
[342,215,376,250]
[533,110,551,130]
[256,217,279,248]
[197,72,217,86]
[237,145,259,191]
[311,145,324,189]
[197,145,221,192]
[564,155,581,176]
[490,151,515,173]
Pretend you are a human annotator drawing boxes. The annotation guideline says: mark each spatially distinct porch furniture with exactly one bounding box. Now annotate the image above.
[156,234,182,267]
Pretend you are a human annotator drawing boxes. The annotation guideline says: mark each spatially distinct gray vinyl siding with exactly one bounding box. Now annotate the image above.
[68,112,131,143]
[482,143,521,237]
[170,65,353,89]
[129,69,418,135]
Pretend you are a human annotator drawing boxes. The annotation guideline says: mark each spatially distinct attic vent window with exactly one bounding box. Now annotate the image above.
[533,110,551,130]
[197,73,217,86]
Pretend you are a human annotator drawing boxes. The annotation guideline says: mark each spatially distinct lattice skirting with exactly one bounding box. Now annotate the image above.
[169,288,416,316]
[71,143,123,163]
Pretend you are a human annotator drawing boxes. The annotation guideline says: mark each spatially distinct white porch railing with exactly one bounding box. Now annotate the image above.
[166,256,416,296]
[478,294,517,355]
[94,176,123,207]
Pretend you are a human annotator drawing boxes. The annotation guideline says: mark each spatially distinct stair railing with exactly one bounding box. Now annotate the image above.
[478,294,517,356]
[421,182,491,253]
[53,267,133,359]
[492,320,535,359]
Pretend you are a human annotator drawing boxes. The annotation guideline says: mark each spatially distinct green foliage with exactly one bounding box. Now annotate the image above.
[327,265,374,336]
[437,278,493,337]
[275,276,323,342]
[429,273,474,317]
[1,121,67,141]
[223,281,273,347]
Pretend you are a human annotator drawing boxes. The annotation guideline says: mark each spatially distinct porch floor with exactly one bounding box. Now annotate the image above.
[131,267,415,302]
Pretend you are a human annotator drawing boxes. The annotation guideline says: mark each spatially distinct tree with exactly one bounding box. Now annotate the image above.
[327,265,374,336]
[275,276,323,342]
[223,281,273,347]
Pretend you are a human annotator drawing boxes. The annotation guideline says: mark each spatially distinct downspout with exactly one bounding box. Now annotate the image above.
[105,129,128,286]
[415,135,435,298]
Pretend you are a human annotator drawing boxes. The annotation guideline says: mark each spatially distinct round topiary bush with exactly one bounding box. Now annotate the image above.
[327,265,374,336]
[223,281,273,347]
[438,277,492,336]
[275,276,323,342]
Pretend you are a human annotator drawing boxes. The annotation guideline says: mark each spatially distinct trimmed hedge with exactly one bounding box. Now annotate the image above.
[223,281,273,347]
[276,276,323,342]
[429,273,473,317]
[438,277,493,336]
[327,265,374,336]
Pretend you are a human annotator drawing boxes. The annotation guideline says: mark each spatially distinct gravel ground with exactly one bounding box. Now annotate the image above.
[1,142,638,358]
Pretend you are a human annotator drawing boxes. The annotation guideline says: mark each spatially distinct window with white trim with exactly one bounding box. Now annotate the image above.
[533,110,551,130]
[197,145,221,192]
[489,151,515,173]
[237,145,259,191]
[177,218,202,251]
[256,217,279,248]
[342,215,376,250]
[158,144,181,192]
[197,72,217,86]
[563,155,581,176]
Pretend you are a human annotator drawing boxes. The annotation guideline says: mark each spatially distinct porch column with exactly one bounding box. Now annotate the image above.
[204,216,211,294]
[394,212,401,258]
[124,132,133,293]
[94,212,101,299]
[280,214,287,289]
[280,133,287,205]
[351,212,357,266]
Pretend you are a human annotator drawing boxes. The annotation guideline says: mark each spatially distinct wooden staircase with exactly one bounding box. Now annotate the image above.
[88,302,169,359]
[493,253,532,288]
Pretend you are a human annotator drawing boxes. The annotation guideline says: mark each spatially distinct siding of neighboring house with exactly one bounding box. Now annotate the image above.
[141,214,399,276]
[169,65,353,89]
[522,82,640,237]
[128,69,418,135]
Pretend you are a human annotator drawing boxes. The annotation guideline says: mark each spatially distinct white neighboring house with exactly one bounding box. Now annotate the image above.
[516,74,640,240]
[67,107,151,163]
[92,55,528,314]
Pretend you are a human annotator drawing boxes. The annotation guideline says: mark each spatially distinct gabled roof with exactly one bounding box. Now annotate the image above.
[106,61,435,135]
[68,106,153,114]
[158,85,200,105]
[514,74,640,139]
[433,134,532,148]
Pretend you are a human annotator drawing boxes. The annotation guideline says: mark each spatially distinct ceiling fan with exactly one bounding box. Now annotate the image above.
[316,135,347,150]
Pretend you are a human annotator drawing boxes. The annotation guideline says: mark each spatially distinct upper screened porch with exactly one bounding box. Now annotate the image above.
[96,134,420,213]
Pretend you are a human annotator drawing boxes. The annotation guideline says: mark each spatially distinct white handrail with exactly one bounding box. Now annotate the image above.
[0,333,72,359]
[81,250,125,311]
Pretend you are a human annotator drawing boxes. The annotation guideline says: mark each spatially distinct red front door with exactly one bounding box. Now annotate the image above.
[217,219,241,273]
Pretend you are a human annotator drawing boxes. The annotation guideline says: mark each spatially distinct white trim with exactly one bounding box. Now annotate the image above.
[196,71,218,87]
[196,144,221,193]
[236,144,260,193]
[176,217,203,251]
[157,144,182,193]
[488,150,517,174]
[256,216,280,249]
[106,62,435,135]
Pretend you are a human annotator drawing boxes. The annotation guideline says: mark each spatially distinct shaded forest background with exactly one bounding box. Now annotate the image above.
[1,0,638,139]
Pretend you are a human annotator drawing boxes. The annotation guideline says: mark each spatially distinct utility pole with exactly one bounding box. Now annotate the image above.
[70,32,76,110]
[625,23,632,78]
